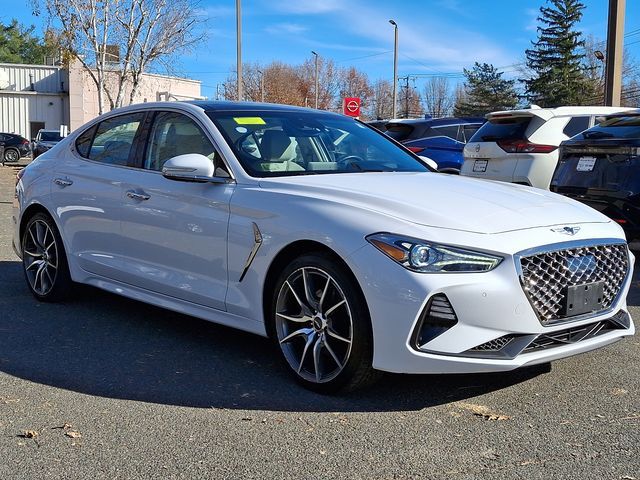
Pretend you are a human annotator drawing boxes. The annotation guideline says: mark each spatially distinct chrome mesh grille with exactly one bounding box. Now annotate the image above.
[519,243,628,324]
[469,336,514,352]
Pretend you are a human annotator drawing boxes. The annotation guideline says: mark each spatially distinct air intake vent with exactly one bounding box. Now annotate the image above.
[413,294,458,349]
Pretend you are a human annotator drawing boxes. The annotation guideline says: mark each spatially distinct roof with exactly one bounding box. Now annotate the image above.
[488,106,636,121]
[188,100,341,115]
[385,117,485,127]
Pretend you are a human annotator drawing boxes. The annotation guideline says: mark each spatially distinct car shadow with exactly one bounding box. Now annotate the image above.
[0,260,550,412]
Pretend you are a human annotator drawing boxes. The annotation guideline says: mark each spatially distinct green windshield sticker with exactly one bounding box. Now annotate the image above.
[234,117,266,125]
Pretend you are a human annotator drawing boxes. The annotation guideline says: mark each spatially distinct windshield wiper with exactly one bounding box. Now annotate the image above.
[480,135,501,141]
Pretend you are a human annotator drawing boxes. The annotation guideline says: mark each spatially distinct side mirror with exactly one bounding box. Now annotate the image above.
[162,153,229,183]
[419,155,439,171]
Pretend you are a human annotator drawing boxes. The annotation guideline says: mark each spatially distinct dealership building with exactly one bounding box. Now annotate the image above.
[0,61,202,140]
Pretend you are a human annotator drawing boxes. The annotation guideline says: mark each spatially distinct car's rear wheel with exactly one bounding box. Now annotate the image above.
[21,213,73,302]
[4,148,20,163]
[271,253,378,393]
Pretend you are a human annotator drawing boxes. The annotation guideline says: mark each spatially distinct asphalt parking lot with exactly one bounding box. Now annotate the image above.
[0,163,638,480]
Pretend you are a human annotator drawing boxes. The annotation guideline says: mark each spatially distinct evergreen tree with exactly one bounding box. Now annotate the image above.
[523,0,595,106]
[453,63,518,116]
[0,19,58,64]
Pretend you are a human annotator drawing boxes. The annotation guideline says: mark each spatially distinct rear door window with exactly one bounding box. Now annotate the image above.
[469,117,532,142]
[88,113,145,166]
[563,116,590,137]
[430,125,458,140]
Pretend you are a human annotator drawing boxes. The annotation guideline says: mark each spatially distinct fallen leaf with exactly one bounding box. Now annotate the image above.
[65,431,82,439]
[20,430,38,439]
[457,403,510,421]
[52,423,73,430]
[611,388,628,396]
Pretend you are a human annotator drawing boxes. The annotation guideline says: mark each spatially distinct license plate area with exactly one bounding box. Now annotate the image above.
[576,156,596,172]
[562,281,605,317]
[473,159,488,172]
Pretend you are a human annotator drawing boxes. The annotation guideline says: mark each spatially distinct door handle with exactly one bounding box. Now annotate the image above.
[126,190,150,201]
[54,177,73,187]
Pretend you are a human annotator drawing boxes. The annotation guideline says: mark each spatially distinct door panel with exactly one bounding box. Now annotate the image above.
[52,113,145,278]
[117,111,233,310]
[119,173,233,310]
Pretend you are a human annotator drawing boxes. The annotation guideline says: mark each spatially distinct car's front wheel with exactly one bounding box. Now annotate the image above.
[271,253,378,393]
[21,213,73,302]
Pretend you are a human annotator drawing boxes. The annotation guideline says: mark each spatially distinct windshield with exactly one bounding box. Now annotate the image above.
[581,115,640,140]
[207,111,430,177]
[39,131,63,142]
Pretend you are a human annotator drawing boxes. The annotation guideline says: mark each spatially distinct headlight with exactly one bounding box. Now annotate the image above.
[366,233,502,273]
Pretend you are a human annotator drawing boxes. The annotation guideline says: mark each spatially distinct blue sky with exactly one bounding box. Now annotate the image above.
[4,0,640,99]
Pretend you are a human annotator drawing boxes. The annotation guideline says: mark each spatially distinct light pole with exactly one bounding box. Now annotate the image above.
[389,20,398,119]
[311,51,319,109]
[236,0,243,101]
[594,50,606,104]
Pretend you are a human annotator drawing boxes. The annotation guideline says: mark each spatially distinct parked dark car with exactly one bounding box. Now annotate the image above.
[0,132,31,163]
[32,129,64,159]
[550,112,640,240]
[385,117,485,173]
[366,120,388,132]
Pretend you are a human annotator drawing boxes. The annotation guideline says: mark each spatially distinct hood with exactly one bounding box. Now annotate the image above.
[258,172,611,234]
[37,141,59,148]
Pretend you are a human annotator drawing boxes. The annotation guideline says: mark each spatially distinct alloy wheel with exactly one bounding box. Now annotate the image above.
[23,219,59,296]
[275,266,353,383]
[4,149,19,162]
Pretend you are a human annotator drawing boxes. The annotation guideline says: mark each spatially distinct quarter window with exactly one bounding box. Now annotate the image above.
[145,112,227,175]
[563,116,590,137]
[88,113,145,166]
[75,125,96,158]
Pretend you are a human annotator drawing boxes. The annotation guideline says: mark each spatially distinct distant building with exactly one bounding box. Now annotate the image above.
[0,61,202,140]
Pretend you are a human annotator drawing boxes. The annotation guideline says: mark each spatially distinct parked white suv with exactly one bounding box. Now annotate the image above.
[461,106,633,189]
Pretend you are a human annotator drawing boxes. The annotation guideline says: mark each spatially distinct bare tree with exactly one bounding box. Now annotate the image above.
[335,67,373,115]
[423,77,454,118]
[35,0,205,114]
[369,79,393,119]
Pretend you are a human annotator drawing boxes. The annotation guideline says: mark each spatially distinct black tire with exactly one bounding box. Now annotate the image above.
[21,212,73,302]
[270,252,379,393]
[4,148,20,163]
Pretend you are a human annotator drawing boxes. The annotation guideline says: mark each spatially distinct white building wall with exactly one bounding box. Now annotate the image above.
[0,92,68,139]
[0,63,67,93]
[68,61,202,131]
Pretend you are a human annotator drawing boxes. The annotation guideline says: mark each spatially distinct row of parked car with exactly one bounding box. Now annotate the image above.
[371,106,640,241]
[0,129,63,164]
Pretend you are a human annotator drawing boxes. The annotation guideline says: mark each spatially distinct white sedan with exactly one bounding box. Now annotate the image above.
[12,101,635,392]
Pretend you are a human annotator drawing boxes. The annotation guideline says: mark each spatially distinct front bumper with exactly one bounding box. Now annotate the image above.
[348,235,635,374]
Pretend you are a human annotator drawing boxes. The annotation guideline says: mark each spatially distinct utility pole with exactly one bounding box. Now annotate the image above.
[397,75,411,118]
[257,69,265,102]
[389,20,398,119]
[236,0,243,101]
[312,51,319,109]
[604,0,625,106]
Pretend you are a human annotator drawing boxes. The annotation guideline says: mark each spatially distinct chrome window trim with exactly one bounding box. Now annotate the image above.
[513,238,630,327]
[69,105,237,182]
